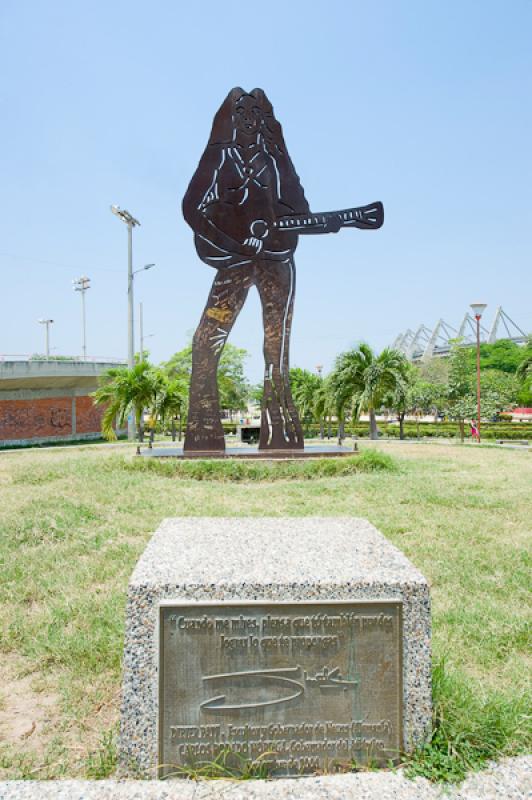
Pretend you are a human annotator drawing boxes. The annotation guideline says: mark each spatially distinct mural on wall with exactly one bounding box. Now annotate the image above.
[182,87,383,452]
[0,396,105,442]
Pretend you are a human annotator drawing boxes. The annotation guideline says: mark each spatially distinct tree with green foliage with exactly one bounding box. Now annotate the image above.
[445,342,475,442]
[409,379,447,435]
[466,338,524,374]
[92,362,165,454]
[330,344,409,440]
[164,344,194,380]
[249,383,264,407]
[313,376,335,439]
[217,345,250,420]
[165,342,250,420]
[445,342,520,440]
[290,368,322,436]
[417,356,450,386]
[516,337,532,405]
[386,363,420,440]
[153,374,188,442]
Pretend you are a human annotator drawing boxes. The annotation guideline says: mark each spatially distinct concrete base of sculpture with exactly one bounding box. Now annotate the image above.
[140,444,356,460]
[119,518,431,778]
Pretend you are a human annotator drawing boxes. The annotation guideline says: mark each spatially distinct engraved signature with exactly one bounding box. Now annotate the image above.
[200,665,357,713]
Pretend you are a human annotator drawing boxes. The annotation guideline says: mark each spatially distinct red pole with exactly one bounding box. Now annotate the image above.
[475,314,481,442]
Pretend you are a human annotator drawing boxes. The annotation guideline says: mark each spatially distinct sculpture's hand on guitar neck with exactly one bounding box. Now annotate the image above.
[243,219,270,255]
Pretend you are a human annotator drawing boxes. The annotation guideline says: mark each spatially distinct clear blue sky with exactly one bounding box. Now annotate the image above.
[1,1,531,381]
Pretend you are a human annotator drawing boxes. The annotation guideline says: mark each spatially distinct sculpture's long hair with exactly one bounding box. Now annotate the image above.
[206,87,309,214]
[208,87,285,151]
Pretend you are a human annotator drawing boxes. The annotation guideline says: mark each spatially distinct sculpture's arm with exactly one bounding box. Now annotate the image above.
[182,147,254,257]
[270,148,311,217]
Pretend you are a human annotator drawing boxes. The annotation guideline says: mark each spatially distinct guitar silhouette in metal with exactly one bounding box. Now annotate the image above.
[183,87,383,452]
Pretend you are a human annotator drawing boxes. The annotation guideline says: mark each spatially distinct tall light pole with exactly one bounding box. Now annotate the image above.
[73,275,91,360]
[139,302,155,360]
[38,319,54,359]
[111,205,141,440]
[135,266,155,360]
[470,303,487,442]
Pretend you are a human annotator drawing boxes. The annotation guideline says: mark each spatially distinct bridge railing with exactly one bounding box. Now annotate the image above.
[0,354,127,364]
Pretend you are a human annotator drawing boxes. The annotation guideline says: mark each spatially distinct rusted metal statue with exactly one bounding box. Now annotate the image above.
[183,87,383,452]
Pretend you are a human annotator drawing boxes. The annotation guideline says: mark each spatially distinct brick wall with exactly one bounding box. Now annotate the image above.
[0,397,72,441]
[75,395,106,434]
[0,395,105,443]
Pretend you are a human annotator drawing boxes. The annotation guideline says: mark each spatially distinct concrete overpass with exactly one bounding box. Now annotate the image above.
[0,357,126,447]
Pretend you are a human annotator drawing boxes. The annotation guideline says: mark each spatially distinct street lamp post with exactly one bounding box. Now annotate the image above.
[135,265,155,360]
[38,319,54,359]
[139,303,155,359]
[470,303,487,442]
[139,301,144,361]
[73,275,91,360]
[111,205,141,440]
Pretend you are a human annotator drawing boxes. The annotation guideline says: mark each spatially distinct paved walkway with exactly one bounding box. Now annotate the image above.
[1,756,530,799]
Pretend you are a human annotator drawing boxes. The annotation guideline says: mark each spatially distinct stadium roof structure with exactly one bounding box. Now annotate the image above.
[392,306,528,362]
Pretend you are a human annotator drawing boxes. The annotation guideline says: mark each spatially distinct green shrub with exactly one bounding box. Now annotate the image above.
[303,421,529,441]
[124,449,397,482]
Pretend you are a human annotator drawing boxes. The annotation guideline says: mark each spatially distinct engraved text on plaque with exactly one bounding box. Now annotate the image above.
[159,601,402,776]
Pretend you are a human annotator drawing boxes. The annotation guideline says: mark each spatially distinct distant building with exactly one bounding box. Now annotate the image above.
[510,408,532,422]
[0,357,126,448]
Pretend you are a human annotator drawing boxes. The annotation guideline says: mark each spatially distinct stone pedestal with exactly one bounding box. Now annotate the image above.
[119,518,431,777]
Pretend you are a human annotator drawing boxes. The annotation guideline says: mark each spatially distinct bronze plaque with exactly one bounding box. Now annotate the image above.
[159,601,402,777]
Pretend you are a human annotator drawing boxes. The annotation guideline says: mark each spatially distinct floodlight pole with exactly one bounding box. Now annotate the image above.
[38,319,54,359]
[127,221,134,371]
[111,205,141,441]
[470,303,487,443]
[73,276,91,360]
[139,301,144,361]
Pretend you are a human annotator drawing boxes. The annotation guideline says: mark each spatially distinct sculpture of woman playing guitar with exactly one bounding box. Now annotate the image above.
[182,87,383,452]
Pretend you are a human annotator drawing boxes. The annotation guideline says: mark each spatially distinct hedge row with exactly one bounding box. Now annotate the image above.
[168,420,529,441]
[302,422,530,441]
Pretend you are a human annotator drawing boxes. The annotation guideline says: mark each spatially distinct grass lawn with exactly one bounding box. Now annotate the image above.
[0,441,530,781]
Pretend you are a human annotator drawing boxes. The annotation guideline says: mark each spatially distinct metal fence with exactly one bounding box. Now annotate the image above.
[0,354,127,364]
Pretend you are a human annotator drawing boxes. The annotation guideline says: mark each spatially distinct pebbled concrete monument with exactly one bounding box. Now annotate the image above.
[119,518,431,778]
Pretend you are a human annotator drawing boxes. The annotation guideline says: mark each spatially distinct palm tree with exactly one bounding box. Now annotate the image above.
[92,362,164,454]
[327,370,350,444]
[312,377,334,439]
[153,374,188,442]
[291,369,322,436]
[386,362,417,440]
[330,344,409,440]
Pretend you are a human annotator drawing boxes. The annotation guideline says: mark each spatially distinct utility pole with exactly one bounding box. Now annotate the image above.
[139,301,144,361]
[139,302,156,361]
[73,275,91,360]
[111,205,141,440]
[38,319,54,359]
[470,303,487,442]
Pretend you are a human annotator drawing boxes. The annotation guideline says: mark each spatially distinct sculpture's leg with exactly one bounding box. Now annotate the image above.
[184,267,249,452]
[256,258,304,450]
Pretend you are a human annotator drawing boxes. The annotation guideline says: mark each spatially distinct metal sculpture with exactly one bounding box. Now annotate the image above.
[183,87,383,452]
